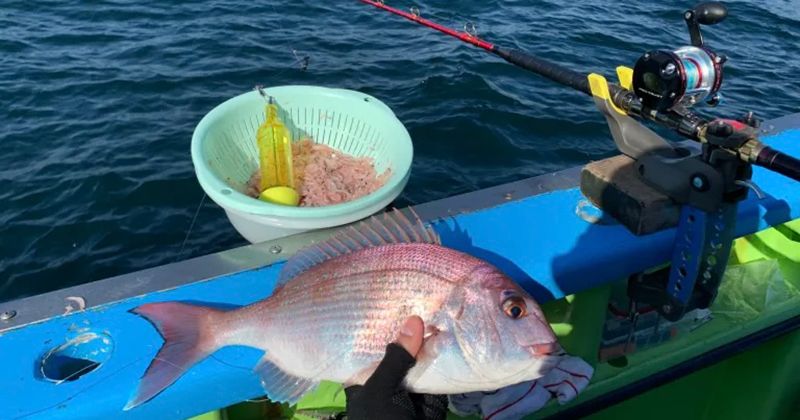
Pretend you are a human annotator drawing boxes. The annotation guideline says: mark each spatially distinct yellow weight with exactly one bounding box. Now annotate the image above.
[259,186,300,206]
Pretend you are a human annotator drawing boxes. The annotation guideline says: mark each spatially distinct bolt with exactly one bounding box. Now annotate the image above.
[269,245,282,254]
[662,63,676,76]
[0,310,16,321]
[662,305,672,314]
[692,175,706,190]
[684,11,693,20]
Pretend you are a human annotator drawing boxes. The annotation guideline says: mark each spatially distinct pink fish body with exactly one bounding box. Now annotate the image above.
[125,209,560,410]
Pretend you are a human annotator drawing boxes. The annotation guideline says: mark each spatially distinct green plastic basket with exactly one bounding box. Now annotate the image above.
[191,85,413,241]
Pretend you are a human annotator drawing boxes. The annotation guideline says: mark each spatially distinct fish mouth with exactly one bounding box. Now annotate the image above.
[529,342,563,357]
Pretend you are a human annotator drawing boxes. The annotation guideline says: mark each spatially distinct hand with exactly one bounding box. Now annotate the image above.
[344,316,448,420]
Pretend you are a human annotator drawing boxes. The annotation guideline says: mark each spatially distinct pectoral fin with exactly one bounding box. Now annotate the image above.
[254,356,319,404]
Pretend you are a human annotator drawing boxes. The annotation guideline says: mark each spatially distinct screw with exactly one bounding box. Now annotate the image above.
[662,63,676,76]
[685,11,693,20]
[662,305,672,314]
[692,175,706,190]
[0,310,16,321]
[269,245,282,254]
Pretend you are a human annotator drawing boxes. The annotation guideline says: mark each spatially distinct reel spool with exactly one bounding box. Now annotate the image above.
[633,46,724,111]
[631,2,728,112]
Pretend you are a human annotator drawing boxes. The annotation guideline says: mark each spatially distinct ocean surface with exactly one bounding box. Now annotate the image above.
[2,0,799,302]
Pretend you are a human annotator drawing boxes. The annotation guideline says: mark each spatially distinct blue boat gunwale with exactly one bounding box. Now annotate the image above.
[0,155,583,332]
[2,112,798,333]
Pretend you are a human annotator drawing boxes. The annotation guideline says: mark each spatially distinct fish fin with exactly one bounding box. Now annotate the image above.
[441,286,467,320]
[342,361,381,388]
[125,302,226,410]
[255,356,319,404]
[277,207,441,284]
[404,328,451,388]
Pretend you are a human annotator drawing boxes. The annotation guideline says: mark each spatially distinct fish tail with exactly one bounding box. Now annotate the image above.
[124,302,228,411]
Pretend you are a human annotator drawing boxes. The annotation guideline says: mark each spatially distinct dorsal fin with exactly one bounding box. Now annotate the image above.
[276,207,441,285]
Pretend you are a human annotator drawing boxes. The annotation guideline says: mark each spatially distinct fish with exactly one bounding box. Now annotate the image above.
[124,208,561,410]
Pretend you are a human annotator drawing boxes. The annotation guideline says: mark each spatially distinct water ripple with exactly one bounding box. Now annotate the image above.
[1,0,799,302]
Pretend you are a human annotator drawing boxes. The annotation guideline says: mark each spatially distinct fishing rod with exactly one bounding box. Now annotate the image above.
[359,0,800,183]
[361,1,800,324]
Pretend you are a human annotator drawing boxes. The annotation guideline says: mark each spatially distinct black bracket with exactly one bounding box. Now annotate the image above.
[585,71,754,321]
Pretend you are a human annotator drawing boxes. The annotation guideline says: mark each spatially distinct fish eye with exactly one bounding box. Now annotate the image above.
[501,296,527,320]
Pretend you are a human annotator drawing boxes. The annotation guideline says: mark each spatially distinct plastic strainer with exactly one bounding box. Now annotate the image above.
[191,85,413,243]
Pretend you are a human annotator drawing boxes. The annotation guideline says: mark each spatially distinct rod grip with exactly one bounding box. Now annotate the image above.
[755,146,800,182]
[493,47,591,95]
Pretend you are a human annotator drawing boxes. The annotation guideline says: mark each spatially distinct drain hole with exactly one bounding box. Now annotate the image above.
[608,356,628,368]
[40,332,113,383]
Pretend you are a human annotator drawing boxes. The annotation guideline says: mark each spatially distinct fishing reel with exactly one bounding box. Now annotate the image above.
[632,2,728,112]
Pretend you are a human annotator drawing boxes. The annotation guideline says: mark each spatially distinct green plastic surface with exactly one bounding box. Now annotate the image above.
[538,219,800,419]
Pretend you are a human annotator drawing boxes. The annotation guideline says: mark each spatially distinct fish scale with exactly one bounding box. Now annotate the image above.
[125,209,559,410]
[263,262,453,363]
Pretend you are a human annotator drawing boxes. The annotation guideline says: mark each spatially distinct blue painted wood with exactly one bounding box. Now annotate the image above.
[2,128,799,419]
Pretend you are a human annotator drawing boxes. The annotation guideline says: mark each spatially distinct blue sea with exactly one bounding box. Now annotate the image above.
[2,0,799,302]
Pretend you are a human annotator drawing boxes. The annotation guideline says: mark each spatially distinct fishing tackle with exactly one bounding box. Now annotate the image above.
[359,0,800,182]
[632,3,727,111]
[359,1,800,323]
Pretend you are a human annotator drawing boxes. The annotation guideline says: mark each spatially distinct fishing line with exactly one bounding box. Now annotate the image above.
[176,4,314,263]
[267,2,311,74]
[205,355,274,404]
[176,192,206,262]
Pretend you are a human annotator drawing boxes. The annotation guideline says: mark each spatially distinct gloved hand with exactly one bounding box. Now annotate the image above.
[344,316,449,420]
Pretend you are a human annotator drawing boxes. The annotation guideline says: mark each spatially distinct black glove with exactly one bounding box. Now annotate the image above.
[343,343,449,420]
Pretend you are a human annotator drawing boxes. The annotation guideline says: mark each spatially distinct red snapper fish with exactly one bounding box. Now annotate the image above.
[125,209,561,410]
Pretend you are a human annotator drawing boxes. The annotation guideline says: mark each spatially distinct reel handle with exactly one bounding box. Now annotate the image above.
[685,2,728,47]
[693,2,728,25]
